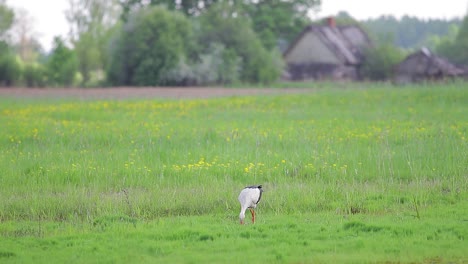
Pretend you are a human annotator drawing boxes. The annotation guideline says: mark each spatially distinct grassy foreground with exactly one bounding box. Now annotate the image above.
[0,83,467,263]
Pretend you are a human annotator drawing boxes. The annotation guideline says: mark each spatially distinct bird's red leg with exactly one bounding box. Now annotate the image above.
[250,208,255,223]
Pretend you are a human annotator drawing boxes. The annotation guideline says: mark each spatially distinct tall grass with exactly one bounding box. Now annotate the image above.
[0,83,466,222]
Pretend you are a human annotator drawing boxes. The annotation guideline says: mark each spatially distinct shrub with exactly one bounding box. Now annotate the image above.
[22,63,46,87]
[360,43,405,81]
[46,37,78,87]
[0,41,20,86]
[107,6,193,86]
[197,3,283,84]
[163,43,242,86]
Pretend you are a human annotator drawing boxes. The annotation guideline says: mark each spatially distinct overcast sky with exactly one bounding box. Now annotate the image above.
[8,0,468,52]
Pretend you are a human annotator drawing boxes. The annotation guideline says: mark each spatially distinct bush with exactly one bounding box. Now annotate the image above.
[436,15,468,65]
[0,42,20,86]
[196,3,283,84]
[46,37,78,87]
[107,4,283,86]
[107,6,193,86]
[163,43,242,86]
[360,43,405,81]
[22,63,46,87]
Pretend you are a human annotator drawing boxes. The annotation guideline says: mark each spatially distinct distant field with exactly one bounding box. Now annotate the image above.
[0,83,467,263]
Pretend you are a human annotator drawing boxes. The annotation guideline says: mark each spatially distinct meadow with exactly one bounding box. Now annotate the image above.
[0,83,467,263]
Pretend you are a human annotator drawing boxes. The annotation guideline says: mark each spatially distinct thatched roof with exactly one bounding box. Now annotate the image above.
[283,22,371,66]
[396,47,465,77]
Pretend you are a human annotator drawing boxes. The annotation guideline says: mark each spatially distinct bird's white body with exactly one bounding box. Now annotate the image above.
[238,185,263,224]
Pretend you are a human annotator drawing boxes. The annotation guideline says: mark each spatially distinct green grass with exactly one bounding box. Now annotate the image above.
[0,83,467,263]
[0,209,466,263]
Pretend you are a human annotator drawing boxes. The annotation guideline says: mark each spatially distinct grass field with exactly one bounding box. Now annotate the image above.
[0,83,467,263]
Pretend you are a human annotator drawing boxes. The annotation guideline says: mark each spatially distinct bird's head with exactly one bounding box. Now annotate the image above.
[239,212,246,224]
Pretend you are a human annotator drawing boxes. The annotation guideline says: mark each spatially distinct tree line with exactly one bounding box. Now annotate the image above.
[336,11,468,80]
[360,14,461,50]
[0,0,317,87]
[1,0,467,87]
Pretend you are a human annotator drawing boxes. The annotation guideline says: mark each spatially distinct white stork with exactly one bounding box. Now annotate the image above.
[238,185,263,224]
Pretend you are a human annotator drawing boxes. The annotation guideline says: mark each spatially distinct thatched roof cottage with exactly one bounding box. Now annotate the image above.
[394,47,466,84]
[283,17,371,81]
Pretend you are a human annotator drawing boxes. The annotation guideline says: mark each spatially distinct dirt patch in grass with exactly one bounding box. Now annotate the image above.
[0,87,313,100]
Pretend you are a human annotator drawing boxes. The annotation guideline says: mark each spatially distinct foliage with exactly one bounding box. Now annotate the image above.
[0,0,14,39]
[436,14,468,65]
[427,24,459,50]
[0,2,19,86]
[241,0,318,51]
[10,8,43,64]
[120,0,318,51]
[107,6,193,86]
[163,43,242,85]
[66,0,121,86]
[22,63,46,87]
[108,3,283,86]
[0,41,20,86]
[120,0,220,18]
[120,0,319,19]
[360,42,405,81]
[197,3,282,84]
[45,37,78,87]
[362,15,462,49]
[334,11,361,25]
[196,43,242,85]
[73,32,102,86]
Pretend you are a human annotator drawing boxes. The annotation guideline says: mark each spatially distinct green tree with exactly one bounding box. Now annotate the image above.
[426,24,459,50]
[120,0,222,19]
[0,41,20,86]
[196,3,282,83]
[450,13,468,64]
[243,0,319,50]
[0,0,14,40]
[163,42,243,86]
[362,15,462,49]
[107,6,193,86]
[11,8,43,63]
[119,0,320,50]
[66,0,121,86]
[360,42,405,81]
[436,13,468,65]
[22,62,46,87]
[46,37,78,87]
[0,2,20,86]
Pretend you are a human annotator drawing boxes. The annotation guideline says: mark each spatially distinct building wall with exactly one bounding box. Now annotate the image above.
[396,55,431,75]
[393,53,463,84]
[285,63,359,81]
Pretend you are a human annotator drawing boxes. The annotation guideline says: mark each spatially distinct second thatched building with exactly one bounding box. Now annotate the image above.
[393,47,466,84]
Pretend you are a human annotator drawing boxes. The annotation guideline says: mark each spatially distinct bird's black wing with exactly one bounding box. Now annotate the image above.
[256,186,263,204]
